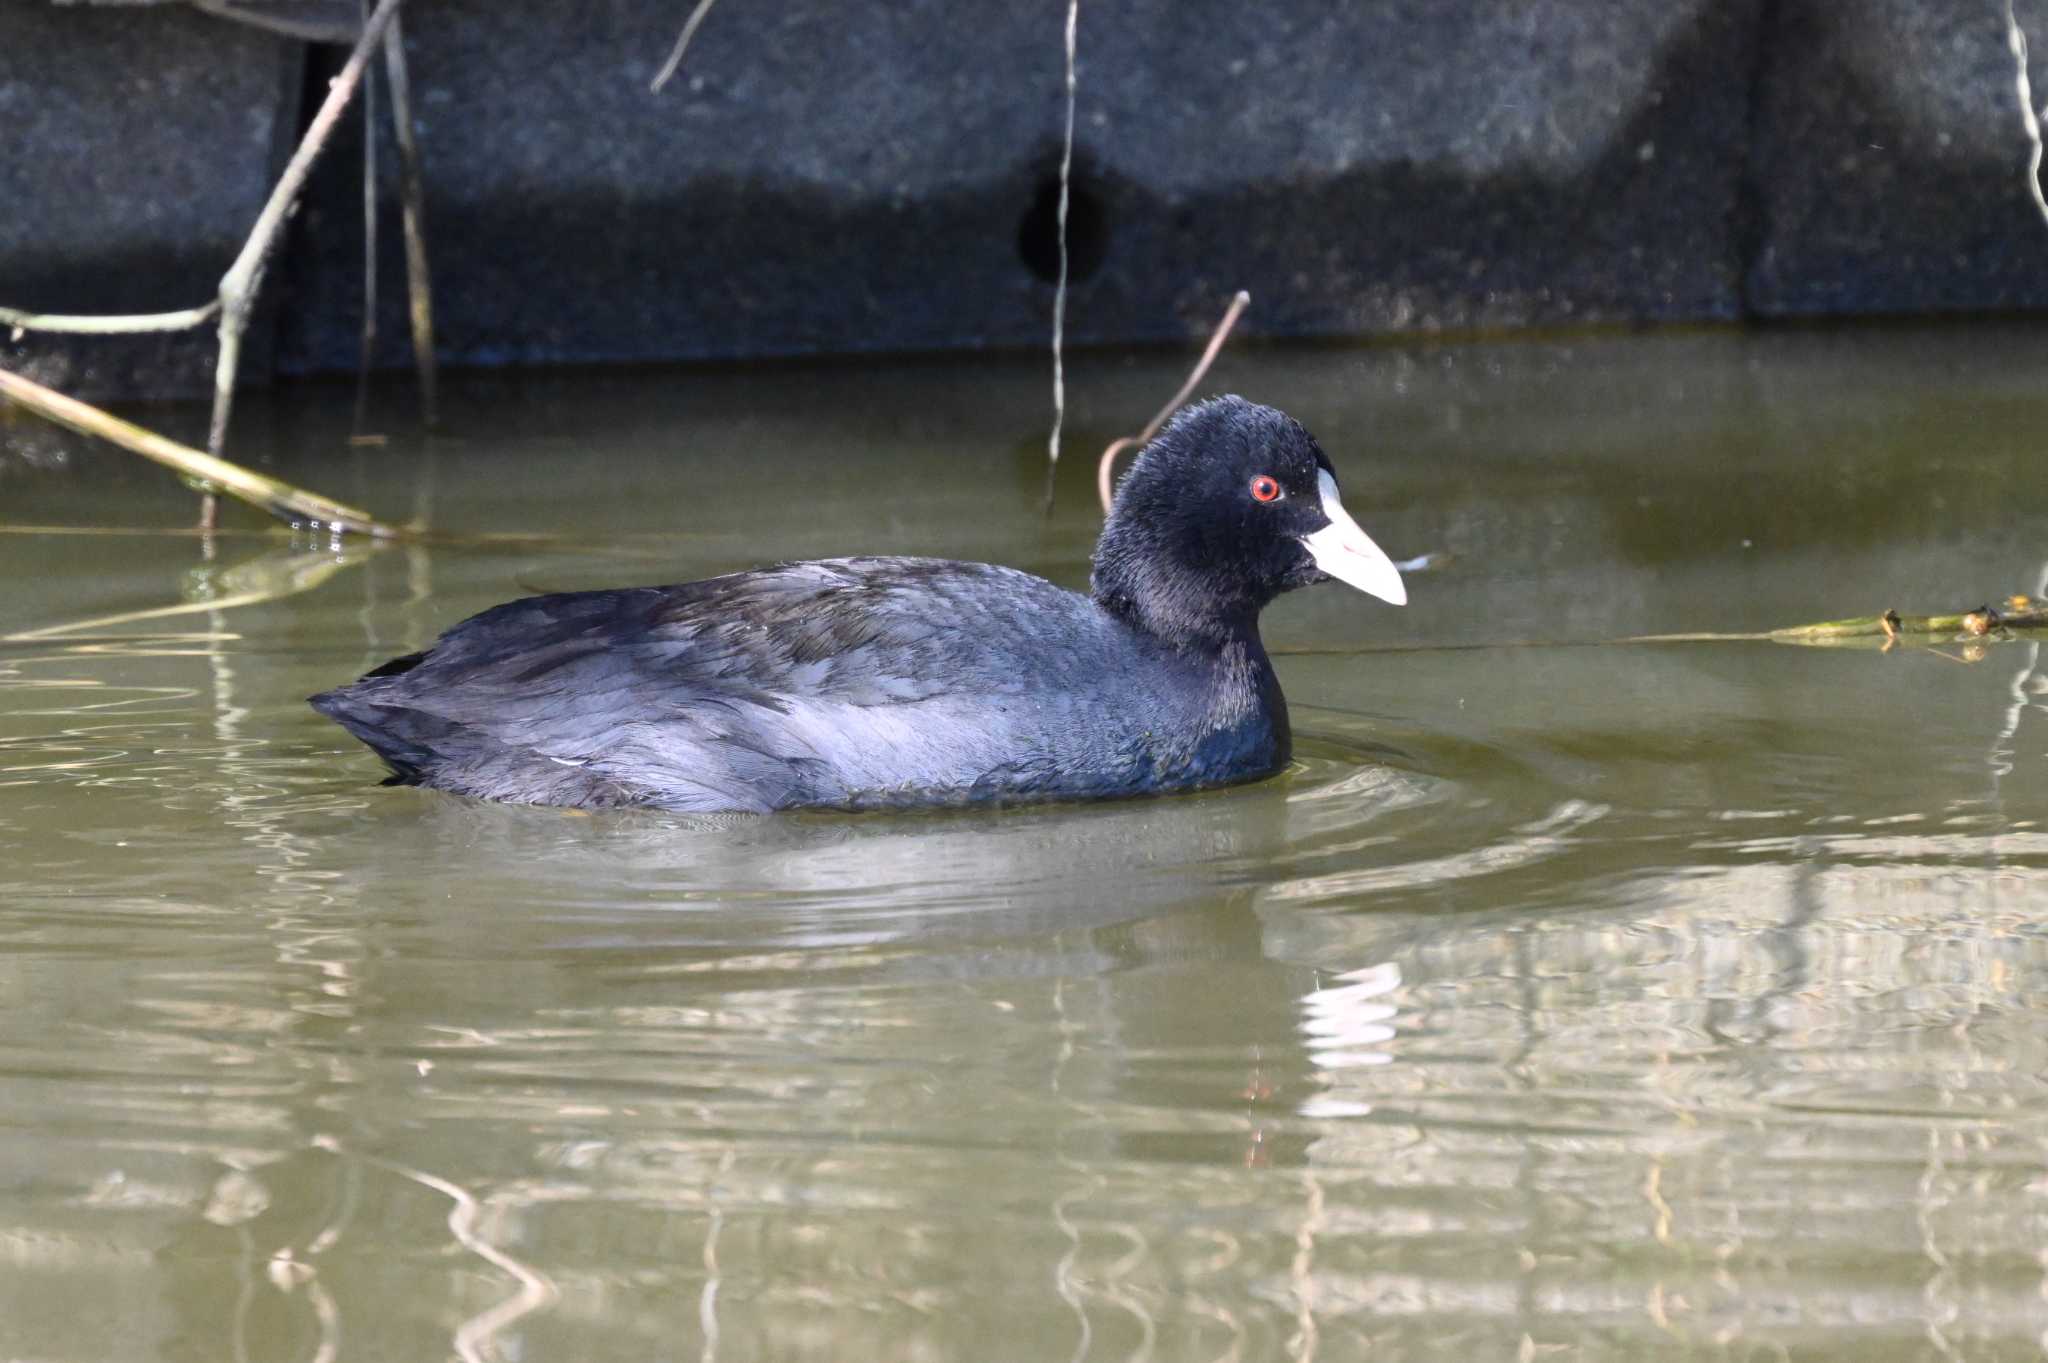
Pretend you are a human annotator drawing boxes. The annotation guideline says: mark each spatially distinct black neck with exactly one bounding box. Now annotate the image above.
[1091,522,1269,652]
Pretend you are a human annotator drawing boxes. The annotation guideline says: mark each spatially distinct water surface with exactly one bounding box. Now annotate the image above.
[4,328,2048,1361]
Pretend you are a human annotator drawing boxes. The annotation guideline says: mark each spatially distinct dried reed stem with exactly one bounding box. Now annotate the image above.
[383,13,439,426]
[1096,290,1251,513]
[209,0,409,461]
[0,366,402,537]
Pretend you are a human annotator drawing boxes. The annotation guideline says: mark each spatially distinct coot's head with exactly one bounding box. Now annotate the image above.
[1091,395,1405,643]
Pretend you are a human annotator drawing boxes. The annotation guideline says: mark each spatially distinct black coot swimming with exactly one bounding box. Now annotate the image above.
[311,396,1407,811]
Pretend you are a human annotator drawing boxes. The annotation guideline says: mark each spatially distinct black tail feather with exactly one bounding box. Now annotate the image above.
[309,687,440,782]
[362,650,427,680]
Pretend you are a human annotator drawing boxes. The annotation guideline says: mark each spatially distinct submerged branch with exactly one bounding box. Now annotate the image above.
[0,366,403,537]
[1270,599,2048,660]
[1096,290,1251,512]
[1764,599,2048,644]
[1549,601,2048,651]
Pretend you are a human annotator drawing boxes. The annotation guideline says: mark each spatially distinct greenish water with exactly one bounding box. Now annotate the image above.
[3,328,2047,1361]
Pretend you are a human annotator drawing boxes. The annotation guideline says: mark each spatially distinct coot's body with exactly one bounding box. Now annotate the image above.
[314,559,1285,811]
[312,397,1405,812]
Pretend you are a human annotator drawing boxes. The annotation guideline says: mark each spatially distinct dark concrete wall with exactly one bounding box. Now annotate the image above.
[7,0,2048,398]
[0,2,300,396]
[1747,0,2048,314]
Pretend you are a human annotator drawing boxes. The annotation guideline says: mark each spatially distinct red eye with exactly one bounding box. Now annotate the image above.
[1250,475,1281,503]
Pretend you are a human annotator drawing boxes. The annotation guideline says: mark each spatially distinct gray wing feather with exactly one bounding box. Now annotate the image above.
[323,558,1143,810]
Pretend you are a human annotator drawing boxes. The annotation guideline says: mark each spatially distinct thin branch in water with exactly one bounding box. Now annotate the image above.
[353,0,380,433]
[650,0,724,93]
[0,525,287,539]
[383,13,439,426]
[1,301,221,337]
[1096,290,1251,513]
[209,0,408,460]
[1762,598,2048,643]
[2007,0,2048,228]
[0,366,403,537]
[1045,0,1081,480]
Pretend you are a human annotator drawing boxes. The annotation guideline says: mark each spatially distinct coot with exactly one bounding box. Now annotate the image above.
[311,396,1406,811]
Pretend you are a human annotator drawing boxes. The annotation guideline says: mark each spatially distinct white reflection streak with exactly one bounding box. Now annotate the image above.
[1288,964,1399,1362]
[305,1152,362,1258]
[1917,1127,1961,1361]
[1097,1225,1158,1363]
[207,599,246,749]
[1288,1171,1325,1363]
[407,540,435,650]
[1298,963,1401,1117]
[1184,1297,1246,1363]
[1267,802,1608,904]
[325,1139,558,1363]
[1183,1228,1248,1363]
[700,1147,734,1363]
[405,429,439,646]
[305,1277,342,1363]
[218,1148,357,1363]
[231,1224,257,1363]
[1050,978,1096,1363]
[1988,559,2048,797]
[267,1246,343,1363]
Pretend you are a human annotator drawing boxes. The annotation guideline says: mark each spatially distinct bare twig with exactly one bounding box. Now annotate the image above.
[1045,0,1080,479]
[0,366,402,537]
[188,0,362,45]
[382,13,439,426]
[353,0,380,432]
[1096,290,1252,512]
[1,301,222,337]
[209,0,407,459]
[2006,0,2048,228]
[9,0,419,526]
[650,0,724,93]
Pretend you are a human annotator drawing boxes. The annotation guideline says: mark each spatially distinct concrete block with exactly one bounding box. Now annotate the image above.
[0,2,300,399]
[1746,0,2048,315]
[272,0,1763,374]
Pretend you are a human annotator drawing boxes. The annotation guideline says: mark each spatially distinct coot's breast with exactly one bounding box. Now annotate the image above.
[311,557,1283,812]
